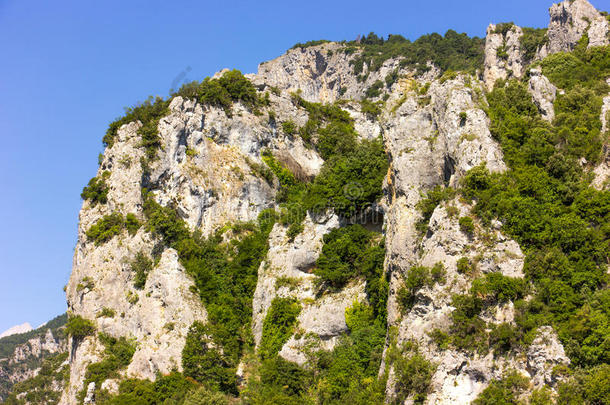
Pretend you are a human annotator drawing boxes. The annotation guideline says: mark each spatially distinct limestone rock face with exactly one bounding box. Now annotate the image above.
[527,326,570,389]
[251,212,370,366]
[528,67,557,121]
[483,24,526,90]
[56,1,610,399]
[61,78,331,404]
[254,43,439,104]
[592,90,610,190]
[544,0,609,55]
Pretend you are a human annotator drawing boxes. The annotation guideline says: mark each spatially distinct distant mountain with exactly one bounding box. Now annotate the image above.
[0,323,33,339]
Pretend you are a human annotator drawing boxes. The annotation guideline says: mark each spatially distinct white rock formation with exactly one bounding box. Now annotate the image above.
[528,67,557,121]
[544,0,609,55]
[483,24,526,90]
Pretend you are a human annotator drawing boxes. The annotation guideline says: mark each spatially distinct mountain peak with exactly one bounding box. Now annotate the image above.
[0,322,33,339]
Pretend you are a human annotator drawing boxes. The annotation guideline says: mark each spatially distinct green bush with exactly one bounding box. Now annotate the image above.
[471,273,527,304]
[291,39,330,49]
[416,186,456,235]
[390,343,436,404]
[81,171,110,205]
[182,321,236,394]
[130,251,153,289]
[557,364,610,405]
[456,257,472,274]
[489,323,521,354]
[65,315,95,340]
[520,27,548,61]
[97,307,116,318]
[459,111,468,124]
[360,99,382,119]
[493,22,515,35]
[448,293,487,352]
[86,213,125,245]
[397,263,446,313]
[314,225,388,320]
[184,387,228,405]
[86,212,141,245]
[99,372,195,405]
[305,137,388,217]
[125,213,141,235]
[541,45,610,92]
[473,370,529,405]
[365,80,384,98]
[281,120,297,135]
[458,216,475,235]
[259,298,301,359]
[175,70,259,117]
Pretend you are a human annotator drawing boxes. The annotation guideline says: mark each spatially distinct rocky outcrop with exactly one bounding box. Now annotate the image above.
[592,88,610,190]
[528,67,557,121]
[254,42,439,104]
[526,326,570,389]
[57,1,610,402]
[10,329,63,364]
[61,76,334,404]
[483,24,526,90]
[543,0,609,55]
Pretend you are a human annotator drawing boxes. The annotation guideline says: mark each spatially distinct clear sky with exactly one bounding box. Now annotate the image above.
[0,0,606,332]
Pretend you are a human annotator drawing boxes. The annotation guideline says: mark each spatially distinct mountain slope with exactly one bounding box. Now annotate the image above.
[14,1,607,404]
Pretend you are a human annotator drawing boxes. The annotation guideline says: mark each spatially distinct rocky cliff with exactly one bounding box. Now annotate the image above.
[22,1,608,404]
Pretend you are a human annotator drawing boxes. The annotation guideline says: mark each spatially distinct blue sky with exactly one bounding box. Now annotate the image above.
[0,0,606,332]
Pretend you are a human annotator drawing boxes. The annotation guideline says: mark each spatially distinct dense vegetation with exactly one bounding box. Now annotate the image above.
[246,301,389,404]
[348,31,485,76]
[259,94,388,239]
[315,225,388,319]
[174,69,260,117]
[97,373,197,405]
[142,193,277,394]
[295,94,388,215]
[386,339,437,404]
[458,43,610,402]
[259,298,301,360]
[86,212,141,245]
[242,221,389,404]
